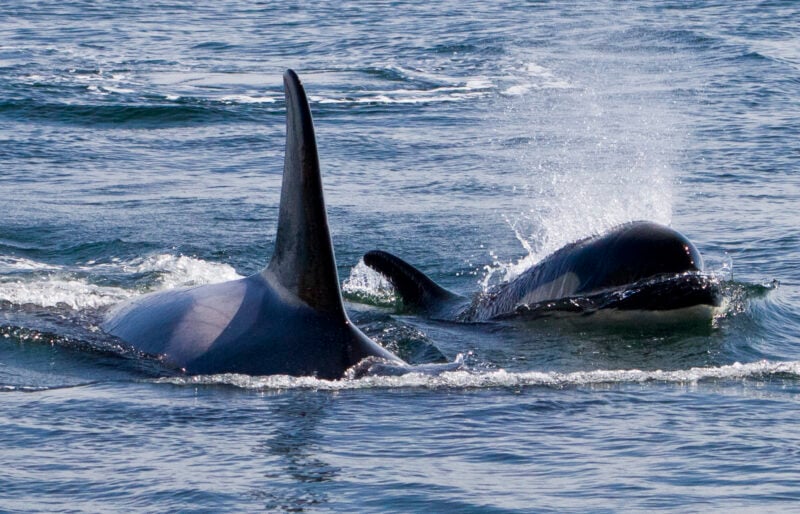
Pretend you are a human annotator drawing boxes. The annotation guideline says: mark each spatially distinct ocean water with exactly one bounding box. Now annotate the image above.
[2,1,799,511]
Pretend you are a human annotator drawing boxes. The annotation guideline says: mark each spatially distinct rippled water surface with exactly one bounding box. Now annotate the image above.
[2,1,799,511]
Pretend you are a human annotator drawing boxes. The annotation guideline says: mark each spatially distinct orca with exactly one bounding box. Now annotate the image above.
[364,221,722,322]
[102,70,403,378]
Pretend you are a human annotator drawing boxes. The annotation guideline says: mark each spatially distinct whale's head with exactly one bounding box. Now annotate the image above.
[599,222,704,287]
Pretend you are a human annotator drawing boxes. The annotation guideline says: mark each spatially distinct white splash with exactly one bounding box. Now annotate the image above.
[0,253,243,311]
[342,259,397,304]
[481,54,680,289]
[502,62,574,95]
[0,277,130,310]
[153,359,800,391]
[219,94,279,104]
[122,254,242,289]
[309,76,494,106]
[0,256,62,273]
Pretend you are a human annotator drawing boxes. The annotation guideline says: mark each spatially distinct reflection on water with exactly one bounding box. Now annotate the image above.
[251,392,338,512]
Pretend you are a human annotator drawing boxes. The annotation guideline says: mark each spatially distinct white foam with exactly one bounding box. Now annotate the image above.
[0,254,243,311]
[0,385,55,393]
[121,254,243,289]
[99,85,136,95]
[0,256,62,273]
[503,84,533,96]
[501,62,574,96]
[152,359,800,391]
[0,277,130,310]
[309,79,494,106]
[342,259,397,304]
[219,94,279,104]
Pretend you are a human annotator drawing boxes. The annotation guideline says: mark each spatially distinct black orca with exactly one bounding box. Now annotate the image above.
[364,221,722,322]
[102,70,403,378]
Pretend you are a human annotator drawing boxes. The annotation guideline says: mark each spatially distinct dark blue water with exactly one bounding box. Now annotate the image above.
[2,1,799,511]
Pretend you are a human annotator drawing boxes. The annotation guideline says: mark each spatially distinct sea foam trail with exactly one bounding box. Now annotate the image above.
[153,359,800,391]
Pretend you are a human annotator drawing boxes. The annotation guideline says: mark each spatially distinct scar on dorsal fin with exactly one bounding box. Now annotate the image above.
[264,70,345,318]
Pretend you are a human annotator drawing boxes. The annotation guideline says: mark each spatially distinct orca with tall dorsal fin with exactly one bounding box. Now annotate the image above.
[365,221,722,322]
[102,70,403,378]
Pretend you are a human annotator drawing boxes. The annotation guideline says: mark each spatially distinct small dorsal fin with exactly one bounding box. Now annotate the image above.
[363,250,462,314]
[265,70,345,317]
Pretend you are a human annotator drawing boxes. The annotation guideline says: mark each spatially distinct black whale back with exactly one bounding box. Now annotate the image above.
[566,221,704,293]
[102,70,404,378]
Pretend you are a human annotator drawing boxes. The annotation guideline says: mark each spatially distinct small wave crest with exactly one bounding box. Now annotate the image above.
[0,277,129,310]
[342,259,397,306]
[0,256,62,273]
[0,253,242,311]
[309,82,492,106]
[0,384,65,393]
[152,359,800,391]
[501,62,574,96]
[306,65,495,106]
[117,253,242,290]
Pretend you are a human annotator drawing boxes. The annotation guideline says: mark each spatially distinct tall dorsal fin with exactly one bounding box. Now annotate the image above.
[264,70,345,317]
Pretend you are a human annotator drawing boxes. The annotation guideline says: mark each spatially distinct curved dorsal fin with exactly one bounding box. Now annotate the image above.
[363,250,462,314]
[265,70,345,318]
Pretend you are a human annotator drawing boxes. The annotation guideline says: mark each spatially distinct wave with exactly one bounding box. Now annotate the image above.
[0,256,61,273]
[1,61,548,127]
[6,359,794,394]
[309,81,493,106]
[153,359,800,391]
[0,277,128,310]
[342,259,397,306]
[113,253,242,290]
[0,85,488,127]
[0,58,583,130]
[501,62,574,96]
[0,253,242,311]
[0,384,80,393]
[0,99,238,127]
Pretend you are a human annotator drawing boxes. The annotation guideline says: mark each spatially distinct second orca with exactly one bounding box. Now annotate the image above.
[364,221,722,322]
